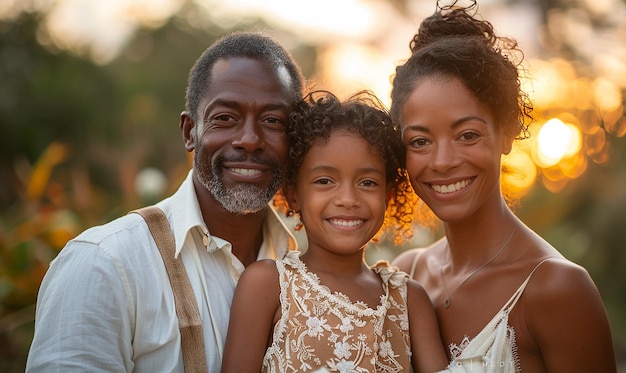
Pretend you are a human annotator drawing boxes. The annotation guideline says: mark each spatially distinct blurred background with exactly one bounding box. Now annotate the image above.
[1,0,625,371]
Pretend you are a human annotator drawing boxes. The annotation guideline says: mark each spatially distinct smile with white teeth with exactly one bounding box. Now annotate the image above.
[230,168,262,176]
[431,179,471,194]
[329,218,364,227]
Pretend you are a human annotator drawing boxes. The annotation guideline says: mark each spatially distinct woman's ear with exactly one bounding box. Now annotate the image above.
[180,111,196,152]
[500,127,514,155]
[502,137,513,155]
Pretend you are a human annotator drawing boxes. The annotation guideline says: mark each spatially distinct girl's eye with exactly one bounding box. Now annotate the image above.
[314,178,332,185]
[360,179,379,187]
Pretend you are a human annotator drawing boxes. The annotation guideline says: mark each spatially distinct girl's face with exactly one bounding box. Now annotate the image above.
[400,76,510,223]
[287,128,389,256]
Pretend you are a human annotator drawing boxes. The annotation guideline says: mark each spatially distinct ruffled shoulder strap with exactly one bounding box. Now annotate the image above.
[372,260,409,289]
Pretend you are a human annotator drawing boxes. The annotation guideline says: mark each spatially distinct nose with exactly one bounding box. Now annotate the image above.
[334,183,361,208]
[231,117,264,153]
[430,141,460,173]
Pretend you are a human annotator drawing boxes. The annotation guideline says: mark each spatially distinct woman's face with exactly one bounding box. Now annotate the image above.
[400,76,511,223]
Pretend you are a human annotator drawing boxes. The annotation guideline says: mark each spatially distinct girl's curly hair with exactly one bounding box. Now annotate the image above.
[276,90,416,244]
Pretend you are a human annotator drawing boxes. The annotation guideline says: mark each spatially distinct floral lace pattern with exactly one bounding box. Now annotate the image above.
[262,251,411,373]
[445,326,520,373]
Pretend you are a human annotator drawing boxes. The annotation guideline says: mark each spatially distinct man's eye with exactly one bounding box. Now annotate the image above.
[262,116,286,130]
[215,114,235,121]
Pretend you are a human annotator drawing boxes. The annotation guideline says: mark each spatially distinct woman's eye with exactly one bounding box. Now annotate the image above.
[409,137,429,147]
[460,131,479,141]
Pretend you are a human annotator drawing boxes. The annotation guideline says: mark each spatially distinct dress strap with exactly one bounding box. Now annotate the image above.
[408,250,420,278]
[501,256,558,313]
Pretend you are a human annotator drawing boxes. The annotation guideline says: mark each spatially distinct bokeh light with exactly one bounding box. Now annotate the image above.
[536,118,582,167]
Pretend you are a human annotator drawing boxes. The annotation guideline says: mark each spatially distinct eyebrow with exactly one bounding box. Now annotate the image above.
[207,98,290,112]
[308,165,385,176]
[402,115,488,134]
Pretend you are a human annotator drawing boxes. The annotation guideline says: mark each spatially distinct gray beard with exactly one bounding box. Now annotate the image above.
[205,176,280,215]
[195,153,283,215]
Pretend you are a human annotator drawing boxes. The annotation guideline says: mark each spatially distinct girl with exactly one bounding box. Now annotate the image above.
[221,90,448,372]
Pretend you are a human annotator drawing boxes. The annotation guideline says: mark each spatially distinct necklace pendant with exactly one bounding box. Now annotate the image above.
[443,298,451,308]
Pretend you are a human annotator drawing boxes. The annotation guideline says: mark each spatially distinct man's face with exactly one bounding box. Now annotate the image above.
[183,57,294,214]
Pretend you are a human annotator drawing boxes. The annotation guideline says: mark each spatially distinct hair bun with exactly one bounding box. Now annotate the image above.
[410,1,496,53]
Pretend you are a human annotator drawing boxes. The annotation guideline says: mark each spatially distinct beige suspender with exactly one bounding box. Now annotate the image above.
[131,206,208,373]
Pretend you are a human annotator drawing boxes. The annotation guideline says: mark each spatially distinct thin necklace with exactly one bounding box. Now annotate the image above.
[440,226,517,309]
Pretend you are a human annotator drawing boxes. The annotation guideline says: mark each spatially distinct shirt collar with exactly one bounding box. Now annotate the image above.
[156,170,297,259]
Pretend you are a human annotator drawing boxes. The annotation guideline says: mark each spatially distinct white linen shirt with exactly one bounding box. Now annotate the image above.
[26,170,296,372]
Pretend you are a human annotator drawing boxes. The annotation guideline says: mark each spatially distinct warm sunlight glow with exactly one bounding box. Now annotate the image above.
[43,0,181,63]
[604,106,626,137]
[593,77,623,112]
[524,58,573,109]
[209,0,381,41]
[536,118,582,167]
[502,146,537,197]
[7,0,625,194]
[0,0,20,19]
[317,44,395,107]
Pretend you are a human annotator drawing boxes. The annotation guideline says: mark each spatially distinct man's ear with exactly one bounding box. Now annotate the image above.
[180,111,196,152]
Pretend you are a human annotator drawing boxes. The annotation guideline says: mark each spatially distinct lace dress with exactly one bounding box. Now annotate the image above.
[438,258,553,373]
[262,251,412,373]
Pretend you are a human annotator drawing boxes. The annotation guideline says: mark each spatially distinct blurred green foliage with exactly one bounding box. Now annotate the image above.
[0,4,624,373]
[0,9,218,371]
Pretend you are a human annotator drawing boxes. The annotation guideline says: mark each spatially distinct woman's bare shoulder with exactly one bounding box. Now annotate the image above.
[524,255,598,305]
[519,255,615,371]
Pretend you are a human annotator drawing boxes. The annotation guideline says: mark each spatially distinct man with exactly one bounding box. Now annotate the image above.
[26,32,305,372]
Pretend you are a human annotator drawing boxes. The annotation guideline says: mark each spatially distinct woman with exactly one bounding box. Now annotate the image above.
[391,2,616,372]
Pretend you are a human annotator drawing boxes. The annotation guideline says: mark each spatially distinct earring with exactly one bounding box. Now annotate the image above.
[294,221,304,232]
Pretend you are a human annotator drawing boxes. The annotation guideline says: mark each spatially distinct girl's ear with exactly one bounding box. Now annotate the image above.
[386,183,394,204]
[283,183,300,212]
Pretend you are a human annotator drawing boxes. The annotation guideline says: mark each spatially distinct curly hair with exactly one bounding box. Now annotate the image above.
[390,6,533,142]
[185,31,304,123]
[279,90,416,244]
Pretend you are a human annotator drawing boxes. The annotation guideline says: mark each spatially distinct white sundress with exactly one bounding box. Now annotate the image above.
[438,258,553,373]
